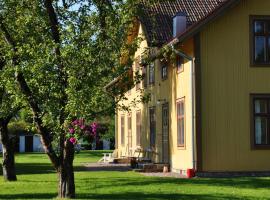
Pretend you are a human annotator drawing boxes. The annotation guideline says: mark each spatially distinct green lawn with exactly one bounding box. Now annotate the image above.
[0,151,269,200]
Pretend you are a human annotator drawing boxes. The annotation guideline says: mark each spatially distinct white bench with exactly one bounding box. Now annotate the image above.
[98,153,113,163]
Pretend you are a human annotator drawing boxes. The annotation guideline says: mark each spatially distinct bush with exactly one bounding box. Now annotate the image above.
[8,121,34,136]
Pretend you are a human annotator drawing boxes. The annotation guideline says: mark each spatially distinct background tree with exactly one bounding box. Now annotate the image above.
[0,50,23,181]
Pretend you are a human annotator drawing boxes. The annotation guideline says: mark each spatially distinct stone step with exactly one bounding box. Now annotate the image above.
[113,158,131,164]
[137,163,170,173]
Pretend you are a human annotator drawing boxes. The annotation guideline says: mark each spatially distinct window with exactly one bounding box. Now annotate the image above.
[136,111,141,146]
[161,65,168,80]
[251,94,270,149]
[251,17,270,64]
[176,56,184,73]
[149,62,155,85]
[135,58,141,90]
[149,107,156,147]
[121,115,125,146]
[142,66,147,88]
[177,98,185,147]
[127,114,132,149]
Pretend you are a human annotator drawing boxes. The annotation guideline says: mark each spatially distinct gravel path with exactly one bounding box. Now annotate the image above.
[83,163,131,172]
[83,163,187,178]
[140,172,187,178]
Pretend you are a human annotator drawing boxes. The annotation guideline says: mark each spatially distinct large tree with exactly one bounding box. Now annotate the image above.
[0,0,140,198]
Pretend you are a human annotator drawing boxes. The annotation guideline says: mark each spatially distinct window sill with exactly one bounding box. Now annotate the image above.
[250,63,270,67]
[161,77,168,81]
[177,145,186,150]
[251,145,270,150]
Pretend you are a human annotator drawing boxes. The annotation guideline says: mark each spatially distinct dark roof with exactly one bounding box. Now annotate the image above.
[139,0,227,46]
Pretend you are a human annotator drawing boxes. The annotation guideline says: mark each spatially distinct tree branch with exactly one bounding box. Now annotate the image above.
[43,0,68,165]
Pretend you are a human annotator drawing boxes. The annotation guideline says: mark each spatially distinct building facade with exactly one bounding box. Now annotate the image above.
[107,0,270,174]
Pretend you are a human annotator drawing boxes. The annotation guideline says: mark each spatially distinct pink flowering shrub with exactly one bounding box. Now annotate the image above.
[66,118,99,145]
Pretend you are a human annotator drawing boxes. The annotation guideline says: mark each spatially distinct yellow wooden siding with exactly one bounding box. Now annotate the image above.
[116,21,196,172]
[170,39,194,171]
[116,23,149,157]
[200,0,270,171]
[116,22,195,171]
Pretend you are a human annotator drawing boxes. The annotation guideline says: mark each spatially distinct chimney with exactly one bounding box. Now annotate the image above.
[173,12,187,37]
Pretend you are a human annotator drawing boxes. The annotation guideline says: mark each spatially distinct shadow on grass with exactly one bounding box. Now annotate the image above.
[77,192,248,200]
[0,163,89,176]
[79,176,270,190]
[0,193,57,199]
[15,163,55,175]
[0,192,247,200]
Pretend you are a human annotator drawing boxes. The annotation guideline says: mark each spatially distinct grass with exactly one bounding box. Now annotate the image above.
[0,151,269,200]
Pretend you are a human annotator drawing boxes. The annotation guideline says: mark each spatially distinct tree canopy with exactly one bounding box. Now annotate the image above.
[0,0,145,198]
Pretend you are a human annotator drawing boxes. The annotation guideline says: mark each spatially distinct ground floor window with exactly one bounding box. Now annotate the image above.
[136,111,141,146]
[127,114,132,149]
[149,107,156,147]
[251,94,270,149]
[121,115,125,146]
[177,98,185,147]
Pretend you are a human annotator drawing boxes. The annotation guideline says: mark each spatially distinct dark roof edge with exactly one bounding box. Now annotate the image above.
[167,0,241,46]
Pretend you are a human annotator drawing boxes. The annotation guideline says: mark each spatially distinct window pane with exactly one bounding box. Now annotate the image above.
[255,100,268,114]
[180,102,184,115]
[162,65,167,79]
[143,66,147,87]
[149,63,155,84]
[121,116,125,145]
[136,112,141,146]
[254,21,265,34]
[150,108,156,147]
[177,118,181,145]
[177,100,185,146]
[255,36,266,63]
[128,116,132,129]
[268,37,270,60]
[255,117,268,145]
[180,119,184,144]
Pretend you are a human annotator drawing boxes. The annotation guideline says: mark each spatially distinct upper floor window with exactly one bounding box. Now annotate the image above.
[251,94,270,149]
[176,56,184,73]
[142,65,147,88]
[135,58,141,90]
[161,65,168,80]
[149,62,155,85]
[251,17,270,65]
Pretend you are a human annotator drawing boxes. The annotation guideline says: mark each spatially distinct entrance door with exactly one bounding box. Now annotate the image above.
[25,136,33,152]
[162,103,169,163]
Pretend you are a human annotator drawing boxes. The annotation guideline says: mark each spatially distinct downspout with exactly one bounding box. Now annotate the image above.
[171,45,196,171]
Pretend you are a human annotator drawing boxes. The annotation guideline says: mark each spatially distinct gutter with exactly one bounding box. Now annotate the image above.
[171,45,196,171]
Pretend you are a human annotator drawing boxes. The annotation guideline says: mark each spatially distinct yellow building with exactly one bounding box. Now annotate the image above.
[106,0,270,176]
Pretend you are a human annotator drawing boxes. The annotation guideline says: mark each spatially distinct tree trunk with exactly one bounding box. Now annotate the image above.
[0,120,17,181]
[58,141,75,199]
